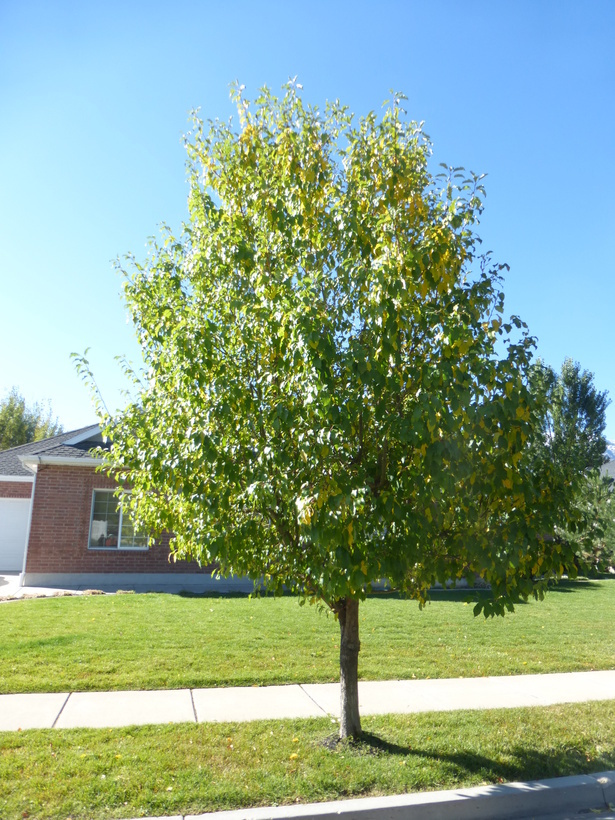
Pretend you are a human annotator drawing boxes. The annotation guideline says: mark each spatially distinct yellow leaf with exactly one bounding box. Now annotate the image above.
[290,753,299,760]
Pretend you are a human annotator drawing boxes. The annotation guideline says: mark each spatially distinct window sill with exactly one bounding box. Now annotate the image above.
[88,546,149,552]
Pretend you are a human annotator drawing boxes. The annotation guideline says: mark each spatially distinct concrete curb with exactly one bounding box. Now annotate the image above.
[123,771,615,820]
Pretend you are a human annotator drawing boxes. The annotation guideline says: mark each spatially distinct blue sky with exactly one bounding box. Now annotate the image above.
[1,0,614,437]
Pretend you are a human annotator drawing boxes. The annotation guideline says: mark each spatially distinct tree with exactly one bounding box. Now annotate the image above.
[528,359,612,570]
[83,83,579,739]
[529,358,609,475]
[0,388,63,450]
[567,471,615,573]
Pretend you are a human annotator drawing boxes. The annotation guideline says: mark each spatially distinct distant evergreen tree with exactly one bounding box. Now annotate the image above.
[529,359,612,572]
[530,358,609,473]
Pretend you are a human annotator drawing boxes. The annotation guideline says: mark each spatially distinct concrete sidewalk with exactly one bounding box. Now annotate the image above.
[1,669,614,731]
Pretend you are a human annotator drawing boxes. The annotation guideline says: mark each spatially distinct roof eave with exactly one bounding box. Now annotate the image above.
[19,455,105,469]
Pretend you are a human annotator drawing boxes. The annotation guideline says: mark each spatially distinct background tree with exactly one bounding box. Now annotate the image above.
[568,472,615,572]
[528,359,612,571]
[0,388,63,450]
[82,83,580,739]
[529,358,609,474]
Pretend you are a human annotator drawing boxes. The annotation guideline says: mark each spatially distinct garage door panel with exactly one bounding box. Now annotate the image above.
[0,499,31,571]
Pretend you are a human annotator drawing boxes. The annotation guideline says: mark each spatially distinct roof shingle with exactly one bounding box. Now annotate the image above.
[0,425,102,478]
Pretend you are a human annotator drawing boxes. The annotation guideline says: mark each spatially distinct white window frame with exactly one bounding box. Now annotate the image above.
[87,489,149,551]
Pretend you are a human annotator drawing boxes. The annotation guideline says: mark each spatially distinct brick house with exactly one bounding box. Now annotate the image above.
[0,426,249,592]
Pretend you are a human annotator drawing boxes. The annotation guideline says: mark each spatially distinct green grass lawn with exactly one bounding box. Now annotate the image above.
[1,578,614,694]
[2,701,615,820]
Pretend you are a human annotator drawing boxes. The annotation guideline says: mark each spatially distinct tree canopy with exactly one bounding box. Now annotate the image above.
[529,358,609,475]
[0,388,63,450]
[528,358,612,570]
[85,83,580,737]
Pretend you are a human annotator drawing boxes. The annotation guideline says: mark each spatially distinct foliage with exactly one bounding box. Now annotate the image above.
[561,472,615,573]
[78,82,583,736]
[529,358,609,475]
[528,359,612,570]
[82,82,578,613]
[0,387,62,450]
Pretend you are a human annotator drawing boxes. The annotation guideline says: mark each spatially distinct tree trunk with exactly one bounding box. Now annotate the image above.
[338,597,362,738]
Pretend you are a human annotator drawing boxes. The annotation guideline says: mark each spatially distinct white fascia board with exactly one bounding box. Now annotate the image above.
[0,474,34,483]
[19,455,104,468]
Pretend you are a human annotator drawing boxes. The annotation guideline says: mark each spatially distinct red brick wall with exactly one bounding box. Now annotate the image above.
[25,464,212,575]
[0,480,33,499]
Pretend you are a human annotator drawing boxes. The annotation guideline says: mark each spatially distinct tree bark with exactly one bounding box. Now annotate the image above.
[338,597,362,738]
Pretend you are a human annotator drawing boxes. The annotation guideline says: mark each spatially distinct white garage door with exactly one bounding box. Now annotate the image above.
[0,499,31,572]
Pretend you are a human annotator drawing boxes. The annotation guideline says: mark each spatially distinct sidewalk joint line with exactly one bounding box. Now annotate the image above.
[190,689,198,724]
[52,693,71,729]
[299,684,332,718]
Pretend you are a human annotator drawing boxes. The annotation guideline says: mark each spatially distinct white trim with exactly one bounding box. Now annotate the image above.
[19,455,103,468]
[62,425,101,446]
[0,474,33,483]
[88,547,149,554]
[20,470,37,586]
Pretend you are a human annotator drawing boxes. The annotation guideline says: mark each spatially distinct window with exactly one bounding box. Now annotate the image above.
[88,490,148,550]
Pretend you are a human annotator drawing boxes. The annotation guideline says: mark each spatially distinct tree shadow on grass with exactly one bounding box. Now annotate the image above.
[546,578,604,595]
[177,590,255,599]
[328,731,615,786]
[366,588,496,604]
[176,575,611,601]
